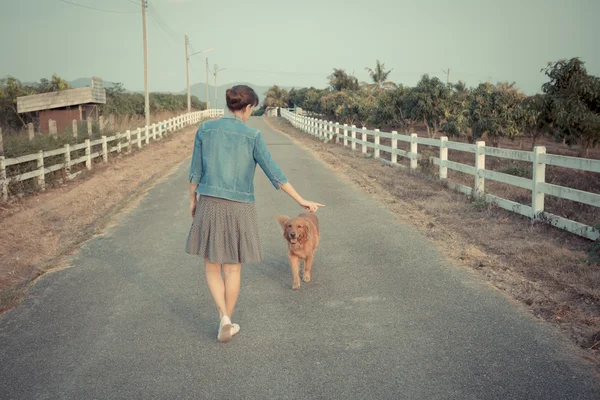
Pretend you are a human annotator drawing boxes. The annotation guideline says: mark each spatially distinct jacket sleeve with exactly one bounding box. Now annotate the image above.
[253,131,288,189]
[188,126,203,184]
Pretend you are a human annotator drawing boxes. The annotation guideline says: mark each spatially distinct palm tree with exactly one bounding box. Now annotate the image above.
[364,60,395,91]
[264,85,289,108]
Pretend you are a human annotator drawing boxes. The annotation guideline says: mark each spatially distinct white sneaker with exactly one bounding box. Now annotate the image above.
[217,315,232,342]
[231,323,240,336]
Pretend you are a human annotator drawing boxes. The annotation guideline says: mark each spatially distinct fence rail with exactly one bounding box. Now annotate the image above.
[0,109,224,201]
[280,108,600,241]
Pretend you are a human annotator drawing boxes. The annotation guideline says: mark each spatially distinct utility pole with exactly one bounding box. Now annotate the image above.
[141,0,150,127]
[214,64,217,109]
[185,45,215,110]
[206,57,210,109]
[442,68,450,85]
[185,35,190,112]
[213,64,226,109]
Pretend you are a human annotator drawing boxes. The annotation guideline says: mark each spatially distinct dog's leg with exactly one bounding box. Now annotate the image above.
[303,255,314,283]
[290,254,301,290]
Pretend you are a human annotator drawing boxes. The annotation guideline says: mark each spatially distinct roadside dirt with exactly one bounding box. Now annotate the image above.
[265,116,600,368]
[0,124,198,312]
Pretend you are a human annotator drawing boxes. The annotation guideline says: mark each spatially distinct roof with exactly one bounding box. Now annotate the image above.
[17,77,107,113]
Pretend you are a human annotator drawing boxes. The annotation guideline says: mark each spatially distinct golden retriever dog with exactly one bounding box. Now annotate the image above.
[276,212,320,290]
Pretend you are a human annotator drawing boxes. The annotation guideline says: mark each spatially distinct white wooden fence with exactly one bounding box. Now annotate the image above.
[280,108,600,241]
[0,109,224,201]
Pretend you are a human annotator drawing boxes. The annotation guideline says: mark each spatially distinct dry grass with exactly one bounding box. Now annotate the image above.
[267,116,600,368]
[0,122,199,313]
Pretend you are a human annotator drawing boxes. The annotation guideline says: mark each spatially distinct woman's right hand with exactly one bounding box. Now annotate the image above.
[190,197,197,218]
[299,199,325,213]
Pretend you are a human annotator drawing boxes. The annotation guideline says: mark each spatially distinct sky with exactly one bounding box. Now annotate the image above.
[1,0,599,95]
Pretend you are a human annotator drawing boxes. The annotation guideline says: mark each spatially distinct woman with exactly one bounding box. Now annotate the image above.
[185,85,324,343]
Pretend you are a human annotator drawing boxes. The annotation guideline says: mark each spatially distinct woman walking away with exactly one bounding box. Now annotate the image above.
[185,85,324,343]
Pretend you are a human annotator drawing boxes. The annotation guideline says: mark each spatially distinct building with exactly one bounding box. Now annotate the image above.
[17,77,107,134]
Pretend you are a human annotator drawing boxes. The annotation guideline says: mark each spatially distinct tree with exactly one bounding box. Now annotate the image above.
[373,85,418,131]
[542,57,600,157]
[0,76,37,130]
[328,69,359,91]
[264,85,289,108]
[442,83,472,141]
[515,94,554,149]
[364,60,396,91]
[412,74,451,138]
[465,82,524,147]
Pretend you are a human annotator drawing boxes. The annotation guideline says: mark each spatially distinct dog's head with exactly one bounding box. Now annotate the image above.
[276,214,310,245]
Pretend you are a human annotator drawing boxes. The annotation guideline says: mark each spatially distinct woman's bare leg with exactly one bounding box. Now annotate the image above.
[204,258,227,318]
[223,263,242,318]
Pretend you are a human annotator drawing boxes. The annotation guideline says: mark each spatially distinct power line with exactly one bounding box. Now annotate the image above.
[148,14,172,48]
[123,0,140,5]
[148,3,181,41]
[148,11,179,44]
[148,10,180,44]
[58,0,140,14]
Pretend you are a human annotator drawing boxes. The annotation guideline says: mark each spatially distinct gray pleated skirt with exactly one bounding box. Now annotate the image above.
[185,195,263,264]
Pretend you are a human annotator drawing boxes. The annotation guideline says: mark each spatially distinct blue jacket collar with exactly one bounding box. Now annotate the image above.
[222,111,243,122]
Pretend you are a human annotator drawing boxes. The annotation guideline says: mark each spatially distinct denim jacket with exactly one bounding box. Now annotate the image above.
[188,113,289,202]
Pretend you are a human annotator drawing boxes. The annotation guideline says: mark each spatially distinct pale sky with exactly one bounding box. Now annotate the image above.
[1,0,599,95]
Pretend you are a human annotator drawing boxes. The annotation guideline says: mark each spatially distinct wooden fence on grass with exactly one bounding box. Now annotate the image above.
[0,109,224,201]
[280,108,600,241]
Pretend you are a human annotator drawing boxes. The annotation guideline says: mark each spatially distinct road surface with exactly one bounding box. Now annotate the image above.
[1,117,599,399]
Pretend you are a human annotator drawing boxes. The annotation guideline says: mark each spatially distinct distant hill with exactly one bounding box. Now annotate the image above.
[68,78,119,89]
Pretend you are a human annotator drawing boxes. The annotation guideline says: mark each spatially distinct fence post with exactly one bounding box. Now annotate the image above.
[117,135,122,154]
[351,125,357,151]
[85,139,92,170]
[474,141,485,197]
[28,123,35,141]
[328,121,334,141]
[49,120,57,137]
[335,123,340,144]
[0,156,7,201]
[126,130,131,153]
[37,150,45,190]
[374,129,380,159]
[391,131,398,164]
[439,136,448,180]
[137,128,142,149]
[361,128,367,155]
[531,146,546,218]
[410,133,418,171]
[72,120,78,138]
[152,123,157,140]
[64,144,71,178]
[343,124,348,147]
[145,126,150,145]
[87,119,93,136]
[102,136,108,162]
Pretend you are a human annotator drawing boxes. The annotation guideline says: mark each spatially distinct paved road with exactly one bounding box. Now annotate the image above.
[1,117,599,400]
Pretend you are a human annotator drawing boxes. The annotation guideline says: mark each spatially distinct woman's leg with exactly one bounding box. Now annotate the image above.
[223,263,242,318]
[204,258,227,318]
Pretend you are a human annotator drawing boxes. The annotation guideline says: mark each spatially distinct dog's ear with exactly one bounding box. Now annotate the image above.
[275,215,290,232]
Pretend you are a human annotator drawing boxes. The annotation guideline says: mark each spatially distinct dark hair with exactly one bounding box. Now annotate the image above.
[225,85,259,111]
